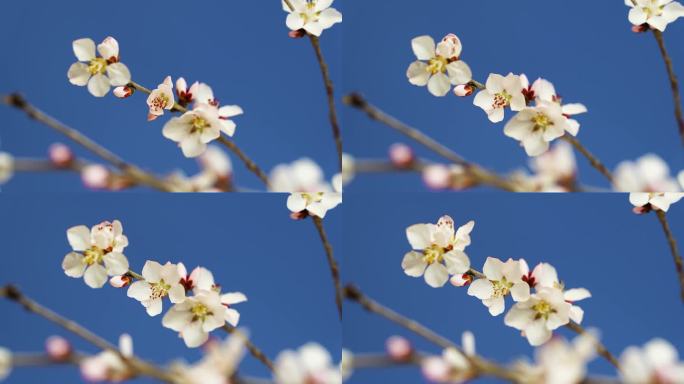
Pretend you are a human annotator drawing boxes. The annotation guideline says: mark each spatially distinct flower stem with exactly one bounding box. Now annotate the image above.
[565,321,620,370]
[561,135,614,185]
[343,93,526,192]
[2,93,173,192]
[652,30,684,145]
[312,216,343,319]
[127,82,271,189]
[222,325,274,372]
[0,285,177,383]
[308,35,343,171]
[655,210,684,302]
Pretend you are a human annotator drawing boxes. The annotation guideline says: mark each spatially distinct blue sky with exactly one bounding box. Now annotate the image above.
[342,0,684,192]
[0,0,342,192]
[0,194,341,382]
[343,193,684,383]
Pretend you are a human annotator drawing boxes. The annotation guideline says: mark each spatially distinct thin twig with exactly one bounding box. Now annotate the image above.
[343,93,525,192]
[13,158,85,173]
[127,82,271,188]
[2,94,173,192]
[312,216,343,319]
[222,325,274,372]
[344,284,522,382]
[0,285,177,383]
[561,135,614,185]
[10,352,86,367]
[652,30,684,144]
[565,321,621,370]
[308,35,343,170]
[655,210,684,302]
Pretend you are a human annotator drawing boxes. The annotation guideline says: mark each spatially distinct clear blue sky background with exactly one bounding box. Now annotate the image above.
[0,0,342,192]
[342,0,684,192]
[343,193,684,383]
[0,194,341,382]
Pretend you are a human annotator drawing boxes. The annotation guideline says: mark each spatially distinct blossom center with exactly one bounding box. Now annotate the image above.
[300,2,321,23]
[151,94,170,110]
[190,116,210,133]
[491,278,513,298]
[422,244,446,265]
[150,280,172,299]
[427,56,449,75]
[88,58,108,75]
[83,246,105,265]
[191,303,212,322]
[532,300,555,320]
[493,91,512,109]
[302,192,324,205]
[531,112,554,132]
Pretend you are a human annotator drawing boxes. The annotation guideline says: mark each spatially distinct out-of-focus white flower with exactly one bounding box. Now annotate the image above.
[340,153,355,187]
[127,261,186,316]
[504,287,572,346]
[625,0,684,31]
[402,216,472,288]
[340,349,353,382]
[274,343,341,384]
[529,141,577,190]
[522,261,591,324]
[423,164,452,190]
[81,164,111,190]
[614,154,681,192]
[473,73,526,123]
[468,258,530,316]
[62,220,129,288]
[515,332,598,384]
[45,336,72,361]
[407,35,472,97]
[421,332,475,383]
[287,192,342,218]
[68,37,131,97]
[386,336,413,362]
[80,334,133,382]
[504,101,572,157]
[620,338,684,384]
[630,192,684,212]
[282,0,342,37]
[0,152,13,185]
[173,331,248,384]
[147,76,175,121]
[199,146,232,181]
[0,347,11,381]
[270,158,334,192]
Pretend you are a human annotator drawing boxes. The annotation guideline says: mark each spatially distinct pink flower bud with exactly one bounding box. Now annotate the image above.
[423,164,452,190]
[422,356,450,383]
[290,211,309,220]
[450,273,472,287]
[632,24,650,33]
[113,86,133,99]
[45,336,72,361]
[453,84,474,97]
[389,143,415,169]
[386,336,413,361]
[81,164,110,190]
[632,205,651,215]
[288,29,307,38]
[109,275,131,288]
[48,143,74,168]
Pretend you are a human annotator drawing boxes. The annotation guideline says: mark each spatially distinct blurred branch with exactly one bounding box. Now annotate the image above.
[2,93,173,192]
[222,325,274,372]
[655,210,684,302]
[565,321,621,370]
[652,30,684,145]
[312,216,343,319]
[561,135,614,185]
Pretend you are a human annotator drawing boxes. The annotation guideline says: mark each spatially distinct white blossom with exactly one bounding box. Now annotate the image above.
[620,338,684,384]
[528,141,577,191]
[67,37,131,97]
[147,76,175,121]
[626,0,684,31]
[282,0,342,37]
[421,332,475,383]
[0,347,11,381]
[172,331,247,384]
[529,78,587,136]
[473,73,526,123]
[630,192,684,212]
[340,349,353,382]
[402,216,472,288]
[287,192,342,218]
[504,101,572,157]
[468,258,530,316]
[80,334,133,382]
[504,287,572,346]
[407,34,472,97]
[270,158,335,192]
[0,152,13,185]
[127,261,186,316]
[162,104,226,158]
[274,343,341,384]
[162,290,229,348]
[62,220,129,288]
[615,154,681,192]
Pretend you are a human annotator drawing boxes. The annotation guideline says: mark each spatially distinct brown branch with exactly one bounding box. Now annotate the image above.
[343,93,526,192]
[222,325,274,372]
[2,94,173,191]
[344,284,522,382]
[561,135,614,185]
[652,30,684,145]
[0,285,177,383]
[655,210,684,302]
[127,82,271,189]
[308,35,343,170]
[565,321,621,370]
[312,216,343,319]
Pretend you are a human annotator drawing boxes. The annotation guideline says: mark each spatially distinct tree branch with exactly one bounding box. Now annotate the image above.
[655,209,684,302]
[652,30,684,145]
[312,216,343,319]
